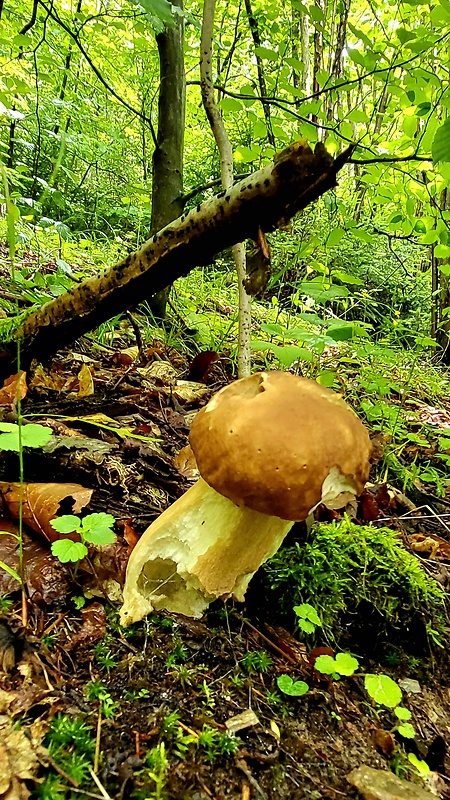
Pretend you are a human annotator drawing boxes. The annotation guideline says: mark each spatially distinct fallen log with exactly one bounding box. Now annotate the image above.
[0,140,355,377]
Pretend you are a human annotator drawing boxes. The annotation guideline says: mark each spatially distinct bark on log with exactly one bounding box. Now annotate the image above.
[0,140,355,377]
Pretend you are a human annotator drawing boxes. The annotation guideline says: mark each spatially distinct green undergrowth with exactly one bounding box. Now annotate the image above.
[258,518,448,656]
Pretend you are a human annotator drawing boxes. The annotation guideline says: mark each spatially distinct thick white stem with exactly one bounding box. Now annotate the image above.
[120,478,293,624]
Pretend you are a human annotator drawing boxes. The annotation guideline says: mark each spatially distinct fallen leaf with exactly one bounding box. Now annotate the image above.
[112,345,140,366]
[0,371,27,406]
[0,525,70,604]
[409,533,450,561]
[68,602,107,649]
[174,445,199,480]
[77,363,94,397]
[0,483,93,542]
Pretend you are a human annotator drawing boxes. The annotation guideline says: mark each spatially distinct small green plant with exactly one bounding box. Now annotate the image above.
[0,595,13,613]
[50,512,115,563]
[165,637,188,668]
[293,602,323,635]
[276,674,309,697]
[200,678,216,710]
[36,714,96,798]
[85,680,117,718]
[93,636,118,672]
[314,652,359,677]
[408,752,430,778]
[240,650,273,674]
[197,725,239,761]
[143,742,168,800]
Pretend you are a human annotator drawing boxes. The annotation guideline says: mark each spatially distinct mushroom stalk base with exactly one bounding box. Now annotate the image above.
[120,478,294,624]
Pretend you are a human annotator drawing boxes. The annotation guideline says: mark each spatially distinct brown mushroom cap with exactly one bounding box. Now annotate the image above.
[189,371,371,521]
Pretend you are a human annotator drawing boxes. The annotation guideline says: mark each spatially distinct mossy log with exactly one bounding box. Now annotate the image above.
[0,141,354,377]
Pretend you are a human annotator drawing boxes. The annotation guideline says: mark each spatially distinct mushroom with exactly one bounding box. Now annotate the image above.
[120,371,371,624]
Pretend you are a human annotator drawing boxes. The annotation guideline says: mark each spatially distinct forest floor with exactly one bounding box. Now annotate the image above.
[1,269,450,798]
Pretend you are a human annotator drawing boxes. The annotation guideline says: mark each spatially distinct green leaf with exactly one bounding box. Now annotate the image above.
[23,423,53,448]
[277,674,309,697]
[298,619,315,634]
[420,230,439,244]
[316,370,336,388]
[331,270,363,286]
[83,528,116,546]
[50,515,81,534]
[132,0,176,32]
[260,322,284,337]
[0,422,52,452]
[326,227,345,247]
[398,723,416,739]
[273,345,314,367]
[220,97,242,113]
[394,706,412,721]
[333,652,358,676]
[326,325,356,341]
[432,118,450,164]
[309,4,325,22]
[364,674,402,707]
[0,559,22,585]
[254,46,278,61]
[51,539,88,563]
[81,513,115,531]
[293,603,322,626]
[314,654,336,674]
[408,753,430,778]
[350,228,373,243]
[415,335,440,348]
[435,244,450,259]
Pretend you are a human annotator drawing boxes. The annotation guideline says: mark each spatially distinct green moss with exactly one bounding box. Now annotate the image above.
[260,518,447,650]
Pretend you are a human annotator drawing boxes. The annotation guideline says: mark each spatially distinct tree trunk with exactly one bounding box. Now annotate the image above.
[244,0,275,148]
[147,0,185,319]
[0,142,354,378]
[312,0,325,130]
[201,0,252,378]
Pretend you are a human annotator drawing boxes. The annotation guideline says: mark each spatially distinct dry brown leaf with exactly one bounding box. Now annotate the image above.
[174,445,199,480]
[0,525,70,603]
[0,716,45,799]
[0,483,93,542]
[138,361,177,385]
[173,381,211,404]
[77,363,94,397]
[409,532,450,561]
[112,346,140,366]
[68,602,107,649]
[28,364,66,392]
[0,372,27,406]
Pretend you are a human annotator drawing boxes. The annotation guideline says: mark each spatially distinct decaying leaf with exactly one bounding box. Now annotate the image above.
[0,525,70,603]
[173,444,199,481]
[0,483,93,542]
[0,371,28,406]
[409,533,450,561]
[76,363,94,397]
[68,602,107,649]
[0,715,46,799]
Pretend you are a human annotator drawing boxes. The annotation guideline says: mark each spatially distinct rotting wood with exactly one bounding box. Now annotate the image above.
[0,140,355,377]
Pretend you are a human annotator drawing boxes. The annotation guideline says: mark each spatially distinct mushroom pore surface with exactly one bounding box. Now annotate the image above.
[189,371,371,521]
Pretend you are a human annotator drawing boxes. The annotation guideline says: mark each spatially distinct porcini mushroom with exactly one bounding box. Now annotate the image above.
[120,371,371,624]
